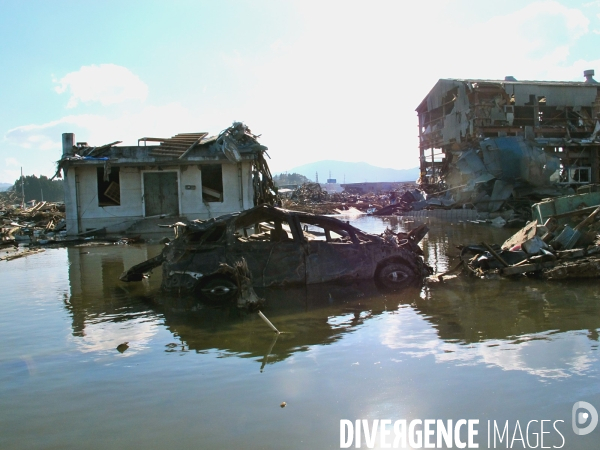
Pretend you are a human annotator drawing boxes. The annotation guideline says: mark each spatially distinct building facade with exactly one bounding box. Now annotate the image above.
[417,70,600,190]
[58,123,277,235]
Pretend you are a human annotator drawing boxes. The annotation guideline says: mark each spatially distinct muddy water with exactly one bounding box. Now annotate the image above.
[1,217,600,449]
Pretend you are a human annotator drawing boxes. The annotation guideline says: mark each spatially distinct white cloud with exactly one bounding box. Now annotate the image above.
[4,1,600,182]
[54,64,149,108]
[5,157,19,167]
[0,98,248,182]
[5,118,77,151]
[2,170,20,184]
[4,103,232,152]
[2,158,21,184]
[231,0,600,173]
[448,1,590,80]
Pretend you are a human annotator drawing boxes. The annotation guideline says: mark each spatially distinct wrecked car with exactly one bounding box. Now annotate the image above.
[120,205,431,300]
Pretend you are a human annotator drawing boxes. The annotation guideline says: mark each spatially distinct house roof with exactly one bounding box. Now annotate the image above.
[138,132,215,158]
[59,122,267,167]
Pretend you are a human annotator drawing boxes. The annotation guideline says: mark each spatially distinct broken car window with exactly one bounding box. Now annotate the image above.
[298,219,352,243]
[233,213,294,243]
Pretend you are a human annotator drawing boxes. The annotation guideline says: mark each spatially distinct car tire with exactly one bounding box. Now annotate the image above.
[376,262,415,288]
[199,277,238,302]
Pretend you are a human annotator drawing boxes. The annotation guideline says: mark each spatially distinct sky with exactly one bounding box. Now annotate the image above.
[2,0,600,184]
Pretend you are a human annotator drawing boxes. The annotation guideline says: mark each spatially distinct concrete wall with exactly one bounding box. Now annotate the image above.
[64,161,255,235]
[183,161,254,220]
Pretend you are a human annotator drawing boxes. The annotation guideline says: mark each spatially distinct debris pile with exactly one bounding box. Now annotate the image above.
[291,182,328,204]
[1,199,66,245]
[417,136,577,223]
[446,193,600,280]
[279,179,537,223]
[1,194,144,261]
[282,182,429,215]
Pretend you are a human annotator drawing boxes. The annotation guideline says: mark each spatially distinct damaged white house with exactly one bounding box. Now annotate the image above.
[57,123,278,235]
[416,70,600,210]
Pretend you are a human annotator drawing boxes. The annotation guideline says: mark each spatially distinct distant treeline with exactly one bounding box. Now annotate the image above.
[4,175,65,202]
[273,172,311,186]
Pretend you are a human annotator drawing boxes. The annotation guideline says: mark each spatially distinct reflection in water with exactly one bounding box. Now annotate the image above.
[391,277,600,379]
[60,223,600,379]
[149,281,423,369]
[64,245,164,354]
[2,219,600,449]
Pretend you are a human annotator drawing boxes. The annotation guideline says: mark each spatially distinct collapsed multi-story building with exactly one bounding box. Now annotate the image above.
[416,70,600,210]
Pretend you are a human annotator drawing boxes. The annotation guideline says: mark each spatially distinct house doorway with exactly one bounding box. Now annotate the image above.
[143,171,180,217]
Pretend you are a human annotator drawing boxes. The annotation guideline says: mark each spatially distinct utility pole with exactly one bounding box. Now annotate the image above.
[20,167,25,208]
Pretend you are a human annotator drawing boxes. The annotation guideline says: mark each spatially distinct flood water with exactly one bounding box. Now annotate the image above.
[1,216,600,449]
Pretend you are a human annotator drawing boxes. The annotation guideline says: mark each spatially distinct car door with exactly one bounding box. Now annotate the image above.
[296,218,375,283]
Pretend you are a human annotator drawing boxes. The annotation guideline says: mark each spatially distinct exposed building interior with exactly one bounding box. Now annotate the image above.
[417,70,600,196]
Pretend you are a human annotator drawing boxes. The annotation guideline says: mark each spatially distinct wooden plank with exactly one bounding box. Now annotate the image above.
[482,241,510,267]
[502,260,557,276]
[557,249,585,259]
[1,248,45,262]
[575,205,600,231]
[139,137,168,142]
[179,133,208,159]
[169,135,205,140]
[103,181,120,204]
[202,185,222,201]
[501,220,537,250]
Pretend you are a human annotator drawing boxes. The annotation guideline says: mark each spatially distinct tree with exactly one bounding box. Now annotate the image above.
[10,175,65,202]
[273,172,311,186]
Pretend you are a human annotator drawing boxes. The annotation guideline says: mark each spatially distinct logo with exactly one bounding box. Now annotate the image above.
[572,401,598,436]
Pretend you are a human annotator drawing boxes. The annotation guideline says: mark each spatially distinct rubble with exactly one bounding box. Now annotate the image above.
[445,192,600,280]
[1,195,67,246]
[278,179,547,226]
[415,72,600,221]
[281,181,429,216]
[1,192,146,259]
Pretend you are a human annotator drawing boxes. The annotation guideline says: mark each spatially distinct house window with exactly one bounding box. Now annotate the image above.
[97,167,120,206]
[201,164,223,202]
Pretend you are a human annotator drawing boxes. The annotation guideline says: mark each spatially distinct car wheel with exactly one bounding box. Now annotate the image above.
[199,277,238,302]
[376,262,415,288]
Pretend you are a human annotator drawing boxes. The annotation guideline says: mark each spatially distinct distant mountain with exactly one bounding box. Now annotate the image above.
[0,183,12,192]
[279,160,419,184]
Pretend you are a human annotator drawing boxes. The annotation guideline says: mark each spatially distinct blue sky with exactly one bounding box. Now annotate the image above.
[2,0,600,183]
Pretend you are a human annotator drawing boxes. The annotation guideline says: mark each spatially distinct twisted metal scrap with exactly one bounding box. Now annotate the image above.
[217,257,264,309]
